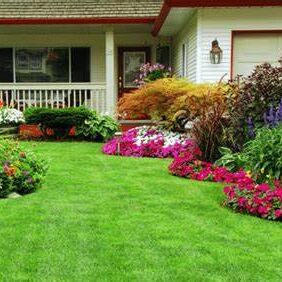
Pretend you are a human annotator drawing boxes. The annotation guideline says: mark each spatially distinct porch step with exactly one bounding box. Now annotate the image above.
[119,120,156,132]
[0,126,19,139]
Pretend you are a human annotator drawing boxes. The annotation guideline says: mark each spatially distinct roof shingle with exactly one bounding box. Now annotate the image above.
[0,0,164,19]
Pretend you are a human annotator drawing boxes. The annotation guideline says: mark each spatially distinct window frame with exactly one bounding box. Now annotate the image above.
[0,46,91,84]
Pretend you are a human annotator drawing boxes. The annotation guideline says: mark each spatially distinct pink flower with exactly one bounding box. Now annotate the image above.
[274,209,282,218]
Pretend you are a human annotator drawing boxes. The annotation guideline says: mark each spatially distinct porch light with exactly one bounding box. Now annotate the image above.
[210,39,222,64]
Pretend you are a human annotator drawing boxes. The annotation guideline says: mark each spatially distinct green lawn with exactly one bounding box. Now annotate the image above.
[0,142,281,281]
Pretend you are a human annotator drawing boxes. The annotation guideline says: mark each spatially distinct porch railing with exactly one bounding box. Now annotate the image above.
[0,83,107,113]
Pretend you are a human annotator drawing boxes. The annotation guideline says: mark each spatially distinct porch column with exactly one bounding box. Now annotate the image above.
[105,30,116,115]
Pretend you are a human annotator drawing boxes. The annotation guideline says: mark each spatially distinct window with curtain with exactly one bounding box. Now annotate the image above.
[0,47,90,83]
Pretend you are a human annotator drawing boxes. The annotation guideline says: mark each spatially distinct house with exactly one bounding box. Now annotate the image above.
[0,0,281,115]
[154,0,282,83]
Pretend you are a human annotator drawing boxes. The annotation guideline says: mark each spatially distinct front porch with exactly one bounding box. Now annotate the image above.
[0,24,170,114]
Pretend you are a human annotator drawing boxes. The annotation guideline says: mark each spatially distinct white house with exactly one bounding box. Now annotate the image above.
[0,0,281,114]
[154,0,282,83]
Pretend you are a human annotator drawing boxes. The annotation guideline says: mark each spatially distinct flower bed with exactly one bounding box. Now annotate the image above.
[19,124,76,139]
[0,139,48,198]
[169,154,282,221]
[224,181,282,221]
[103,126,200,158]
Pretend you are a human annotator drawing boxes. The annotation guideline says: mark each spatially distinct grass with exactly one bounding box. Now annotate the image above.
[0,142,281,281]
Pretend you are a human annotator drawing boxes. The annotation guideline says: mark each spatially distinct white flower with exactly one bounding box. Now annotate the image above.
[0,108,25,125]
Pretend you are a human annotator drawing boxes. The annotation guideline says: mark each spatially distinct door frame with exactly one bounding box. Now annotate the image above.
[230,29,282,79]
[117,46,151,98]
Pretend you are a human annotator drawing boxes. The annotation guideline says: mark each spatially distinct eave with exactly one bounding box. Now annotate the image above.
[152,0,282,36]
[0,17,156,25]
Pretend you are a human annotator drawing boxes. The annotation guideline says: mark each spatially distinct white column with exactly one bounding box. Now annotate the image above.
[105,30,116,115]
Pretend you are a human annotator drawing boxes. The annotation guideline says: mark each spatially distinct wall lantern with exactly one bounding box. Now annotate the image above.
[210,39,223,64]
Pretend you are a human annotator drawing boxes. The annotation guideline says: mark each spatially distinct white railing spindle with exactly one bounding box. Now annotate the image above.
[0,83,106,113]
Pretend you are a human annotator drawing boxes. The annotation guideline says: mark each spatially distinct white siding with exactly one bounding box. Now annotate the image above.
[172,12,198,82]
[198,7,282,83]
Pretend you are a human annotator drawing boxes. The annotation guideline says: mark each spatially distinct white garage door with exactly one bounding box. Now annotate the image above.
[233,32,282,77]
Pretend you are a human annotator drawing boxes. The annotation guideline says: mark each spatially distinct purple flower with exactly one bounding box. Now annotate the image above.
[247,117,256,138]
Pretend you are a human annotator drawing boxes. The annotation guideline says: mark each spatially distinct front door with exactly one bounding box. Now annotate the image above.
[118,47,151,98]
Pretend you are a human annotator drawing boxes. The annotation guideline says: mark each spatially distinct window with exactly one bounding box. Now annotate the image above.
[15,48,69,82]
[0,47,90,83]
[71,47,90,82]
[0,48,13,83]
[156,46,170,66]
[182,43,188,77]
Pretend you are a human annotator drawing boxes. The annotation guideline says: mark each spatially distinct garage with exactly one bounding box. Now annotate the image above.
[233,32,282,77]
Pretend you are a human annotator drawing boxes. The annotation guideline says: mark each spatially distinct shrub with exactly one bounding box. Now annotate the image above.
[240,62,282,123]
[76,112,119,141]
[215,147,248,172]
[0,139,48,197]
[190,85,231,162]
[118,78,210,121]
[103,126,201,158]
[227,60,282,147]
[217,125,282,183]
[24,107,93,138]
[241,125,282,183]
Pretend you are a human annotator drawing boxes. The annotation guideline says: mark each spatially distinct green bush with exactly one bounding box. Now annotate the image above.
[76,112,119,141]
[24,107,119,141]
[0,138,48,197]
[242,125,282,182]
[217,125,282,183]
[24,107,93,138]
[215,147,248,172]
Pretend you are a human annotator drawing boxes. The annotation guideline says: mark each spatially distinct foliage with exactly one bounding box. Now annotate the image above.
[118,78,233,162]
[0,101,25,126]
[24,107,93,138]
[218,126,282,183]
[135,63,172,87]
[224,181,282,221]
[226,61,282,147]
[103,126,201,158]
[215,147,247,172]
[118,78,209,121]
[240,62,282,123]
[241,125,282,183]
[189,85,231,162]
[76,112,119,141]
[263,99,282,127]
[217,125,282,183]
[0,138,48,197]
